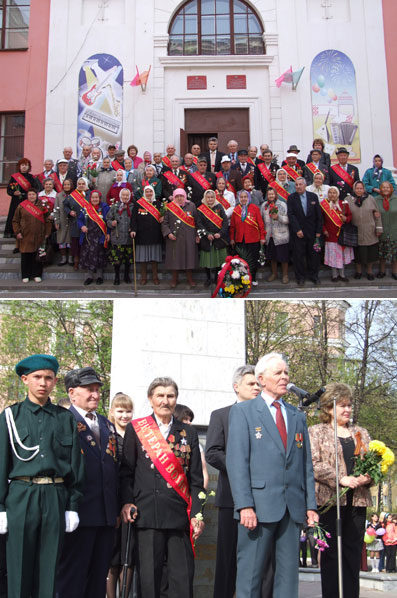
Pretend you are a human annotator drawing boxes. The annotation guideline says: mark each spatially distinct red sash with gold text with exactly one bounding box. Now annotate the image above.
[166,202,195,228]
[38,172,63,193]
[111,160,125,171]
[320,199,343,231]
[192,156,198,165]
[257,163,275,184]
[306,162,321,176]
[70,190,89,210]
[137,197,162,223]
[270,180,289,201]
[162,156,172,169]
[12,173,31,192]
[283,165,300,181]
[234,204,259,231]
[331,164,354,188]
[197,204,222,229]
[85,203,108,247]
[191,171,212,191]
[163,170,185,188]
[216,172,236,195]
[20,200,45,223]
[215,191,231,210]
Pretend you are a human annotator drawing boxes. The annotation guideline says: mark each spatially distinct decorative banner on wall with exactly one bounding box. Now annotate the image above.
[310,50,360,163]
[77,54,123,158]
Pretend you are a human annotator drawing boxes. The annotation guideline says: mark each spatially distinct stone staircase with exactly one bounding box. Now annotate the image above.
[0,218,396,297]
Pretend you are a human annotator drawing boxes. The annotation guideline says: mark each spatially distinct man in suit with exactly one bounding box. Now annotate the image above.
[282,144,306,171]
[304,149,330,185]
[254,149,279,196]
[120,377,204,598]
[59,146,81,182]
[329,147,360,199]
[204,137,225,173]
[161,155,186,200]
[57,367,119,598]
[227,139,239,166]
[287,177,323,285]
[182,153,198,173]
[152,152,168,176]
[226,352,318,598]
[233,149,255,179]
[206,365,271,598]
[188,157,216,206]
[218,156,242,195]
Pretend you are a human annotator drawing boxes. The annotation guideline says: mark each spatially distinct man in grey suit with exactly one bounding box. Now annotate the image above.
[226,352,318,598]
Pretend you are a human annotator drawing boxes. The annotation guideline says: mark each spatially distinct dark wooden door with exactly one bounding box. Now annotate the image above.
[184,108,250,153]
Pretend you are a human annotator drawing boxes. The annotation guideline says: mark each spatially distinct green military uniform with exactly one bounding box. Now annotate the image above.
[0,356,85,598]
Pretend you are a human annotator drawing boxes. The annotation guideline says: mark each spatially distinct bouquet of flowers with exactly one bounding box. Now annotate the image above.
[258,245,266,266]
[9,182,19,193]
[312,522,331,552]
[193,490,215,546]
[87,163,99,178]
[159,199,168,217]
[212,256,252,298]
[269,204,278,217]
[313,239,322,253]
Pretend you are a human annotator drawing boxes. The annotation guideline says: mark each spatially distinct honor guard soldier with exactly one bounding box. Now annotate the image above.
[0,354,85,598]
[120,376,205,598]
[56,367,119,598]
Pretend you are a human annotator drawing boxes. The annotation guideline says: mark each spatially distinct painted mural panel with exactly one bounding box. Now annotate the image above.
[77,53,123,158]
[311,50,360,163]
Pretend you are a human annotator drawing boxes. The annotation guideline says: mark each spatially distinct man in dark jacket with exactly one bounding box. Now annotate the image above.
[287,177,323,285]
[121,376,204,598]
[57,367,119,598]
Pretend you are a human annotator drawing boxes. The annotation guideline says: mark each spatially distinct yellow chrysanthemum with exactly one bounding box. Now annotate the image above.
[369,440,386,455]
[380,463,388,475]
[381,448,395,467]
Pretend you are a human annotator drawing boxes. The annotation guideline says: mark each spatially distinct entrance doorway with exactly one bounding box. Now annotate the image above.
[181,108,250,156]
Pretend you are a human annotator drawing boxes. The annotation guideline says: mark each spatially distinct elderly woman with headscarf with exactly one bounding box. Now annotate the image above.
[260,187,290,284]
[196,189,229,287]
[137,164,162,200]
[215,176,235,223]
[230,189,266,286]
[78,190,110,285]
[273,168,295,202]
[374,181,397,279]
[107,187,134,285]
[307,171,330,202]
[347,181,383,280]
[5,157,39,242]
[130,185,164,286]
[95,157,115,199]
[161,188,199,289]
[363,154,395,196]
[321,186,353,282]
[106,169,133,206]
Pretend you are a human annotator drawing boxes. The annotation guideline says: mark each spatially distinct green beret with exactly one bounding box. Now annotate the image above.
[15,354,60,377]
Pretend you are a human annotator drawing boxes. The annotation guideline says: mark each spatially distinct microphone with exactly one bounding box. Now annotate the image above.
[302,387,326,407]
[286,383,310,399]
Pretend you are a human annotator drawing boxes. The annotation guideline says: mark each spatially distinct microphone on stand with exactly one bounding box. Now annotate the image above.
[286,382,310,399]
[302,387,326,408]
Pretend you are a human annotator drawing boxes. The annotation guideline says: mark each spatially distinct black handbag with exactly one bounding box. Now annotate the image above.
[337,222,358,247]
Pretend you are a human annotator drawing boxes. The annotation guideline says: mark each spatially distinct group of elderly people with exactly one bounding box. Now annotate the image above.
[5,143,397,286]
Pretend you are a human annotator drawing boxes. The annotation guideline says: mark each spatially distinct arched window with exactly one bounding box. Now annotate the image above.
[168,0,265,56]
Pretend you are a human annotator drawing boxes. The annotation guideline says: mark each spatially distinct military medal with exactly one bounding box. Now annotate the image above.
[150,463,155,469]
[181,437,187,446]
[295,433,303,448]
[255,427,262,439]
[180,429,187,437]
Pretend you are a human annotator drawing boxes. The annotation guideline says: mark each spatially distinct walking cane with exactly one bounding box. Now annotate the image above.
[209,239,213,297]
[121,507,136,598]
[132,236,137,297]
[332,397,344,598]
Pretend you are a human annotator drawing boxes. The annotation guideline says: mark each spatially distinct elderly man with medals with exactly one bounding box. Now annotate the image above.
[0,354,85,598]
[120,376,204,598]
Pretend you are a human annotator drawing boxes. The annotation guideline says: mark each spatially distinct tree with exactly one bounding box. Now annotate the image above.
[0,300,113,411]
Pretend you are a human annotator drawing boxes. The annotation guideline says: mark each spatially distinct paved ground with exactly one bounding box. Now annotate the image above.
[299,580,397,597]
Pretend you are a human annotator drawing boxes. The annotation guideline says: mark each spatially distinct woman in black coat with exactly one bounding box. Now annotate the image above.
[5,157,39,243]
[197,189,229,286]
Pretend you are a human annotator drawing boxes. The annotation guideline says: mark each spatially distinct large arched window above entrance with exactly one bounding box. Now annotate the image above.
[168,0,265,56]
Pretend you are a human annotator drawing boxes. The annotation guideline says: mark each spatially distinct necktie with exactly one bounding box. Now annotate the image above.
[86,412,101,447]
[272,401,287,450]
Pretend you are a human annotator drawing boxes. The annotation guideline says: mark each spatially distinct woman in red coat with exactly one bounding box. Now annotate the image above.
[230,189,266,285]
[106,169,133,206]
[321,186,354,282]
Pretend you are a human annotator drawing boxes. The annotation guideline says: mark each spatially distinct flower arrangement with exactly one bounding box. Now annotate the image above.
[313,239,322,253]
[312,522,331,551]
[9,182,19,193]
[269,204,278,217]
[212,256,252,298]
[87,163,99,178]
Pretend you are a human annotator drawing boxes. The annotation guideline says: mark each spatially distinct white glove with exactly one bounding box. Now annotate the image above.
[65,511,79,533]
[0,512,7,534]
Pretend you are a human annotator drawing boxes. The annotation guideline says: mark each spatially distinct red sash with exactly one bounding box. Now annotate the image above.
[331,164,354,188]
[70,190,89,210]
[257,162,275,184]
[85,204,108,247]
[12,173,31,192]
[270,180,289,201]
[37,172,63,193]
[132,416,194,552]
[247,157,256,166]
[136,198,162,223]
[197,204,223,229]
[163,170,185,188]
[192,156,198,164]
[216,172,235,195]
[20,200,45,223]
[306,162,321,176]
[191,171,211,191]
[215,191,231,210]
[111,160,124,171]
[283,165,300,181]
[320,199,343,231]
[166,202,195,228]
[234,204,259,231]
[162,156,172,169]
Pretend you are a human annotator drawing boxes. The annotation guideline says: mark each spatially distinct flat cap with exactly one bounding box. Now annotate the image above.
[16,354,60,377]
[336,147,350,155]
[64,367,103,391]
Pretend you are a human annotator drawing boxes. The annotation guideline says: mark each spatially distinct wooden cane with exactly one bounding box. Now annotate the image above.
[132,236,137,297]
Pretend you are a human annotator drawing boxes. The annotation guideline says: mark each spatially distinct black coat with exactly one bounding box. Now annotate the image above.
[5,172,40,237]
[69,405,120,527]
[196,203,229,251]
[188,171,217,207]
[329,163,360,199]
[130,198,164,245]
[160,170,187,201]
[120,415,204,530]
[205,405,234,508]
[254,161,279,195]
[304,163,330,185]
[287,191,323,239]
